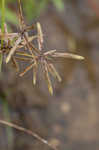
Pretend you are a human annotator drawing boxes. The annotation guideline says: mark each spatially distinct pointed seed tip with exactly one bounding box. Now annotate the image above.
[59,78,62,82]
[74,55,84,60]
[49,87,53,95]
[50,90,53,95]
[6,58,9,64]
[80,56,85,60]
[33,80,36,85]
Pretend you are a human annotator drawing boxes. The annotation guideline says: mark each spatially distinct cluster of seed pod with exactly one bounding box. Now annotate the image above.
[0,0,84,95]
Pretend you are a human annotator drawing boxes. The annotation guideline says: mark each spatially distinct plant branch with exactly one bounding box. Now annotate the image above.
[0,120,58,150]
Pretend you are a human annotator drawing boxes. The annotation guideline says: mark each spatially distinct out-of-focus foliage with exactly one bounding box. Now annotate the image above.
[5,8,18,25]
[0,0,64,26]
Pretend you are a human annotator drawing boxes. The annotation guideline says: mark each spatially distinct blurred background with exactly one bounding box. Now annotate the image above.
[0,0,99,150]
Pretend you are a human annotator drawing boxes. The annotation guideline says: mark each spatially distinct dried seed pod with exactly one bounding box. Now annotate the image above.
[33,62,38,85]
[6,0,36,63]
[6,37,22,63]
[44,61,53,95]
[48,63,62,82]
[52,52,84,60]
[5,0,84,96]
[44,50,56,56]
[37,22,43,51]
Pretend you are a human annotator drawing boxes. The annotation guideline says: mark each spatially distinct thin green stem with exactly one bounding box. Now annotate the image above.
[0,0,5,71]
[1,0,5,34]
[2,100,14,149]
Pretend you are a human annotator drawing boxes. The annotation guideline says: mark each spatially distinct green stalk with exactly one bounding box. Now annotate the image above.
[0,0,5,71]
[1,0,5,33]
[2,100,14,149]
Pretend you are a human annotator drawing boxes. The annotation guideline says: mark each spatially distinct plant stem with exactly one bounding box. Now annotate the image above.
[0,0,5,71]
[2,100,14,149]
[1,0,5,33]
